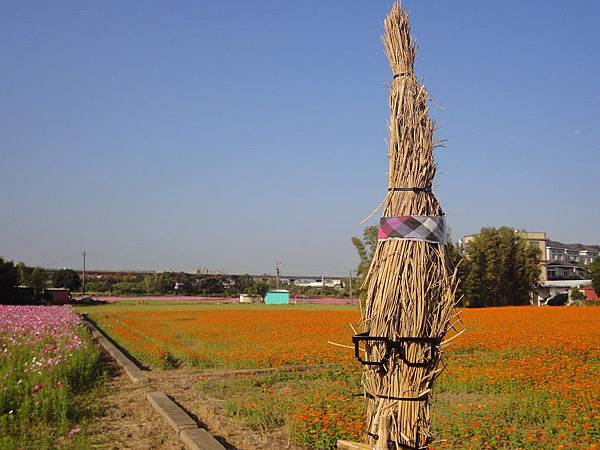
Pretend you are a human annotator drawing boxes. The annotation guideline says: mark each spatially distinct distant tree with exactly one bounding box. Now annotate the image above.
[29,267,48,293]
[175,272,199,295]
[447,242,465,306]
[198,277,225,295]
[0,258,18,302]
[570,289,585,304]
[112,281,145,295]
[590,256,600,296]
[246,281,269,298]
[462,227,541,307]
[351,225,378,279]
[52,269,81,291]
[15,262,33,286]
[144,273,173,295]
[232,275,254,295]
[84,277,113,293]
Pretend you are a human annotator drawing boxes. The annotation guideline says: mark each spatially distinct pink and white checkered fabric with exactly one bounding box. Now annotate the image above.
[378,216,446,244]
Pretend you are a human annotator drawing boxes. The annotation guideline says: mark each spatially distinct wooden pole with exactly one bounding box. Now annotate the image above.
[337,440,372,450]
[82,250,86,296]
[349,269,353,298]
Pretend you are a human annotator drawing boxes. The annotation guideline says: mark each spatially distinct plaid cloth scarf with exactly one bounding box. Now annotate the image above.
[378,215,446,244]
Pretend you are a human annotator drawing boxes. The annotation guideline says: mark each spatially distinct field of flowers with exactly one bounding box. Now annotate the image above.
[83,303,359,368]
[0,305,102,449]
[83,303,600,449]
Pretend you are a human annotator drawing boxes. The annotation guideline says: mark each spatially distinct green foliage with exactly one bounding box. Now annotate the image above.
[13,262,48,293]
[15,262,32,287]
[351,226,378,279]
[447,242,465,305]
[462,227,541,307]
[158,352,181,370]
[197,277,225,295]
[83,275,145,295]
[111,281,145,295]
[590,256,600,296]
[570,289,586,304]
[29,267,48,293]
[143,273,173,294]
[199,367,363,450]
[225,397,286,431]
[230,275,255,295]
[0,258,18,302]
[81,277,114,294]
[287,285,348,298]
[351,225,378,307]
[245,281,269,298]
[52,269,81,291]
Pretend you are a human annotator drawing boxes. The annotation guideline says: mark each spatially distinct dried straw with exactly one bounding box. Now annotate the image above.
[359,3,459,449]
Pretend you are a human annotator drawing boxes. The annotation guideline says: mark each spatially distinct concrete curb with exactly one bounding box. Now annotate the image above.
[146,391,197,434]
[147,392,225,450]
[81,316,148,383]
[181,428,227,450]
[337,440,372,449]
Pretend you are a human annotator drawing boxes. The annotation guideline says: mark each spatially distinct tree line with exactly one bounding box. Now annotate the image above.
[0,260,350,300]
[84,272,271,297]
[352,225,600,308]
[0,260,83,299]
[82,273,349,297]
[0,261,271,299]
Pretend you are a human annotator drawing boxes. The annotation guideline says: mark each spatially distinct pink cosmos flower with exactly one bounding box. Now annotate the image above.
[67,427,81,438]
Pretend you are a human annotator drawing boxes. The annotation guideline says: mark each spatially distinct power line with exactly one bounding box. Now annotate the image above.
[38,253,82,268]
[279,260,347,275]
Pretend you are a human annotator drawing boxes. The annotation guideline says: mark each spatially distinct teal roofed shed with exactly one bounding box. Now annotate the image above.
[264,290,289,304]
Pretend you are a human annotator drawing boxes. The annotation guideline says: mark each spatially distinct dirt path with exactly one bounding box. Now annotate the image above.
[86,353,184,450]
[88,353,305,450]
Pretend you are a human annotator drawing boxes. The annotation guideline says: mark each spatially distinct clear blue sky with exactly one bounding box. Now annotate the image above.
[2,1,599,275]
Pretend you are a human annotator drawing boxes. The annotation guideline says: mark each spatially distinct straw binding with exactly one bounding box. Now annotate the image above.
[350,391,429,402]
[366,432,430,450]
[387,187,432,193]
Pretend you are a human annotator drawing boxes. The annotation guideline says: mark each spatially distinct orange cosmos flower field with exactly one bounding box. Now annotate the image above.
[82,303,600,449]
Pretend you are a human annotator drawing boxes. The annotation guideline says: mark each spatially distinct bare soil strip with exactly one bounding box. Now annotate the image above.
[87,341,306,449]
[192,364,328,378]
[87,354,184,450]
[150,368,305,450]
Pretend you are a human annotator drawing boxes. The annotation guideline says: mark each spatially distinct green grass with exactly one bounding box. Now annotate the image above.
[197,366,365,450]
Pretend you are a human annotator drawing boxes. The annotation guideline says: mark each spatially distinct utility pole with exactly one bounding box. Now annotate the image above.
[275,259,280,290]
[349,269,353,298]
[82,251,86,296]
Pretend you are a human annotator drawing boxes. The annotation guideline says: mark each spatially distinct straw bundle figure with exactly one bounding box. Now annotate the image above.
[352,3,459,449]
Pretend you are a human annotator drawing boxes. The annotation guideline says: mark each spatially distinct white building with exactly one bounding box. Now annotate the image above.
[293,278,344,288]
[545,240,600,280]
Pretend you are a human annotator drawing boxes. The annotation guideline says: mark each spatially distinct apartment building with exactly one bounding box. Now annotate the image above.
[545,239,600,280]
